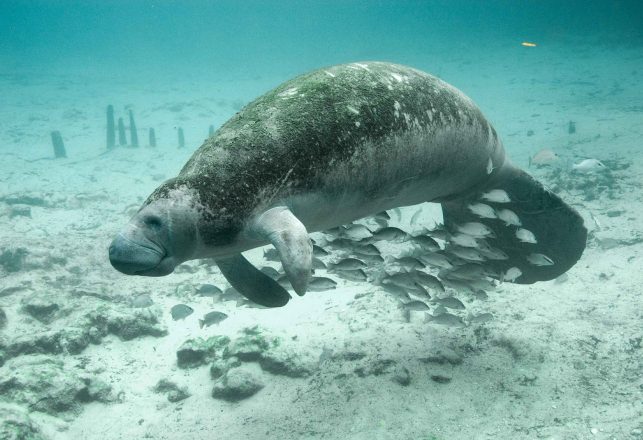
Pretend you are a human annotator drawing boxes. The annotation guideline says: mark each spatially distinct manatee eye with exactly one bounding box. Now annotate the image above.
[143,215,163,229]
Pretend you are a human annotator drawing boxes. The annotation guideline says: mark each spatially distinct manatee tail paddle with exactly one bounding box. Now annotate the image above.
[440,164,587,284]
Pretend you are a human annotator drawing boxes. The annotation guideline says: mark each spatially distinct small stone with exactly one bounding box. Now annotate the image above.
[82,377,114,403]
[130,294,153,308]
[21,293,59,324]
[88,326,102,344]
[87,305,167,341]
[430,374,452,384]
[419,348,463,365]
[153,379,190,403]
[176,336,230,369]
[212,364,264,401]
[0,403,46,440]
[391,366,411,386]
[590,427,598,435]
[0,247,28,273]
[210,357,240,380]
[9,204,32,218]
[355,359,396,377]
[59,327,90,354]
[224,329,278,362]
[259,343,316,378]
[0,355,89,415]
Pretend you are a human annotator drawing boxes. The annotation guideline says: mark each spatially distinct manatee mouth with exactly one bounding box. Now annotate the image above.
[109,233,172,276]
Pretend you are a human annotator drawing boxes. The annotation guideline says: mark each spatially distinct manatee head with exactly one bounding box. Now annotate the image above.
[109,178,208,276]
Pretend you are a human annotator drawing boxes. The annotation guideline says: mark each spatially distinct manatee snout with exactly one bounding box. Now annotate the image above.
[109,213,176,277]
[108,232,164,274]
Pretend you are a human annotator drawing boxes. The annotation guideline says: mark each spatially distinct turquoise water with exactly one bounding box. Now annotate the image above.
[1,2,642,439]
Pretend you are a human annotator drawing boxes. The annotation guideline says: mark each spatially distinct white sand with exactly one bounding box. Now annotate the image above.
[1,41,642,439]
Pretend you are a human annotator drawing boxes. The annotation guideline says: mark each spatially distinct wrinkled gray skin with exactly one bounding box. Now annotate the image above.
[109,62,585,307]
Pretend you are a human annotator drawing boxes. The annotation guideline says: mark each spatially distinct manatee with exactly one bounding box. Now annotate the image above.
[109,62,586,307]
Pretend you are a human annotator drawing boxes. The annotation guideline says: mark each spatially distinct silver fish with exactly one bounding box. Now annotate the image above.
[468,203,497,219]
[381,283,411,301]
[449,233,480,248]
[456,222,494,238]
[341,224,372,240]
[431,296,465,310]
[382,272,418,290]
[442,263,488,280]
[497,209,521,226]
[313,244,329,257]
[263,248,280,262]
[329,257,366,271]
[352,243,381,256]
[516,228,537,244]
[527,253,554,266]
[409,235,441,252]
[442,278,476,292]
[502,267,522,282]
[196,284,223,297]
[410,208,423,225]
[411,282,432,300]
[327,238,356,250]
[477,245,509,260]
[309,277,338,291]
[220,287,244,302]
[572,158,606,173]
[392,256,425,271]
[170,304,194,321]
[480,189,511,203]
[391,207,403,222]
[419,253,453,269]
[426,225,449,241]
[374,211,391,221]
[199,311,228,328]
[468,312,494,323]
[355,253,384,264]
[370,226,408,242]
[402,300,430,311]
[412,271,445,292]
[312,257,327,270]
[336,269,367,282]
[433,305,447,316]
[466,278,497,290]
[446,246,485,262]
[426,312,466,327]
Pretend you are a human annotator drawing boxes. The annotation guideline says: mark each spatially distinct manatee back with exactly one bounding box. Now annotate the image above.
[180,62,503,200]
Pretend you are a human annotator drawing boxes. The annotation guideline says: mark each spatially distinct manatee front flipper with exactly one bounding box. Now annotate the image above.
[441,163,587,283]
[248,206,313,296]
[215,254,291,307]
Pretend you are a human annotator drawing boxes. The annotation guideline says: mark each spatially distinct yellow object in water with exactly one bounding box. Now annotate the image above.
[522,42,537,47]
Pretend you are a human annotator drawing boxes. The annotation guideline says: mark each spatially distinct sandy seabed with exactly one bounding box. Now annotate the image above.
[1,41,642,440]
